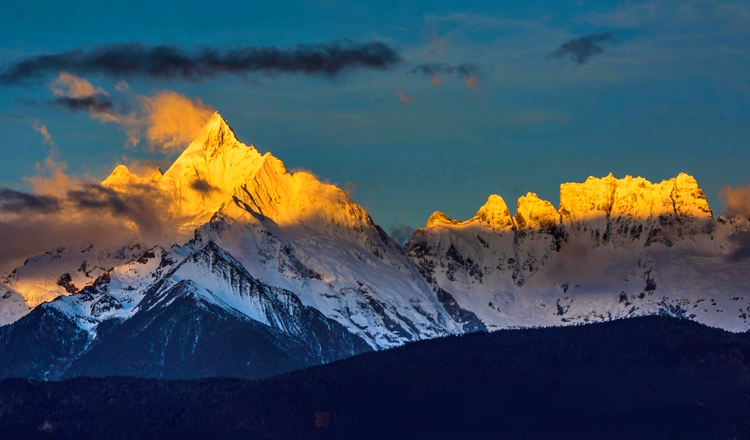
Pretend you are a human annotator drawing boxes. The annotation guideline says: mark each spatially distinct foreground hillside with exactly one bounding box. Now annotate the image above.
[1,317,748,440]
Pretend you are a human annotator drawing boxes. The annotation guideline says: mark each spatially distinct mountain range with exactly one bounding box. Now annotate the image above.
[1,113,749,380]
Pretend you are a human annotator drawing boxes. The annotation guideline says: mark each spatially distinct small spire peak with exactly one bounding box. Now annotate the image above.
[426,211,456,228]
[261,153,288,175]
[515,193,560,230]
[475,195,513,230]
[101,164,162,188]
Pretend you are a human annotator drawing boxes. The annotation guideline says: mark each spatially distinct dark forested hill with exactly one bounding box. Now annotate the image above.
[1,316,749,440]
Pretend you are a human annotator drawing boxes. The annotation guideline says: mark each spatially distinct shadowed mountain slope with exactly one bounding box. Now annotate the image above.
[1,317,748,440]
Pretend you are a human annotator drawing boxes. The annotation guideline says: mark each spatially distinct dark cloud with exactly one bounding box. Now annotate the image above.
[1,41,402,84]
[51,94,115,115]
[66,184,166,236]
[0,216,128,274]
[67,184,133,215]
[547,33,616,65]
[0,189,60,214]
[0,185,154,271]
[190,179,221,195]
[411,63,476,78]
[389,222,415,246]
[0,181,175,272]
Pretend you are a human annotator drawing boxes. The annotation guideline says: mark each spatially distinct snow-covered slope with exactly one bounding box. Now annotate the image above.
[0,240,370,380]
[194,155,460,347]
[407,173,750,332]
[108,113,457,348]
[0,284,28,326]
[4,244,150,311]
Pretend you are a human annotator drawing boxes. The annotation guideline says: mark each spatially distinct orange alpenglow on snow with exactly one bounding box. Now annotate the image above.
[421,172,713,232]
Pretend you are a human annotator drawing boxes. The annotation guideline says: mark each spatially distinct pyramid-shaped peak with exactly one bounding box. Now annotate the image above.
[158,111,265,214]
[204,111,232,131]
[184,111,242,156]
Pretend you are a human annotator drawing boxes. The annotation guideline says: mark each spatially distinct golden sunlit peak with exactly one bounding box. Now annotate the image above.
[182,111,244,157]
[202,111,235,136]
[101,164,162,188]
[475,195,514,230]
[515,192,560,230]
[559,172,712,222]
[426,211,456,228]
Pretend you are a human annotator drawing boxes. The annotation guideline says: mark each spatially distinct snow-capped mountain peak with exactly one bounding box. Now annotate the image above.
[158,113,265,223]
[426,211,458,228]
[2,112,461,350]
[475,195,514,230]
[186,112,238,152]
[514,192,561,231]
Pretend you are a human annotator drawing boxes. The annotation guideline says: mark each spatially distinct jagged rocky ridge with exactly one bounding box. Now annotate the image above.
[407,174,750,331]
[1,113,749,380]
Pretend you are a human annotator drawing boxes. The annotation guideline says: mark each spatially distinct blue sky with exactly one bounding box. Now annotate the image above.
[1,0,749,234]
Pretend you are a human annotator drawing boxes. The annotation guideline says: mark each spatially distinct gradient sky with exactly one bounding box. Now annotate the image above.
[1,0,749,238]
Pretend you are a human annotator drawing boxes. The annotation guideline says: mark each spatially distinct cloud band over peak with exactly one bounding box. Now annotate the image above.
[1,40,402,84]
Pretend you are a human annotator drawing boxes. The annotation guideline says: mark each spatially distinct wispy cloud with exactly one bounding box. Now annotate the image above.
[1,41,402,84]
[546,33,617,65]
[411,62,477,78]
[396,89,413,104]
[411,62,477,87]
[189,178,221,196]
[138,91,215,152]
[726,233,750,263]
[389,221,415,245]
[0,160,182,270]
[31,120,54,146]
[575,0,750,90]
[114,80,129,92]
[425,12,555,32]
[43,72,214,152]
[577,0,750,30]
[720,184,750,219]
[49,72,119,122]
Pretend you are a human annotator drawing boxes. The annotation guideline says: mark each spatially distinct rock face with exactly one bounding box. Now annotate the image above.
[407,173,750,332]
